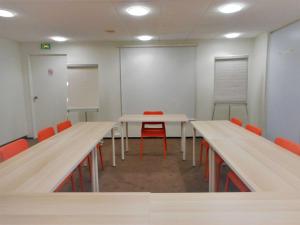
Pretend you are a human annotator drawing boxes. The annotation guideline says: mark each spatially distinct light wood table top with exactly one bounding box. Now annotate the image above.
[119,114,189,122]
[1,192,300,225]
[191,120,300,191]
[0,122,116,193]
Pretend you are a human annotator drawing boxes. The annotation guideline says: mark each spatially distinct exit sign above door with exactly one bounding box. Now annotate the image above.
[41,42,51,50]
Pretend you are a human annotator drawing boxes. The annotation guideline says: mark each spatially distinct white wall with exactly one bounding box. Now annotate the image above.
[20,38,268,137]
[248,33,269,129]
[266,21,300,142]
[0,38,27,145]
[20,42,121,137]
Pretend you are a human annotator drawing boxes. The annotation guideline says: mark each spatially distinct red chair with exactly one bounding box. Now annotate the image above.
[231,117,243,126]
[0,139,29,162]
[57,120,72,133]
[275,137,300,156]
[38,126,76,192]
[202,118,243,191]
[225,171,250,192]
[245,124,262,136]
[37,127,55,142]
[56,120,104,191]
[140,111,167,159]
[225,123,262,192]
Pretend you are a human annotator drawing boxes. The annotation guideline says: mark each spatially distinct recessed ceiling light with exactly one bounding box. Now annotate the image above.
[50,36,68,42]
[218,3,244,14]
[0,9,16,18]
[224,33,241,39]
[126,5,150,16]
[137,35,153,41]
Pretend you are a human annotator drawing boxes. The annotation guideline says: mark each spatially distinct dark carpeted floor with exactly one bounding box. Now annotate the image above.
[29,138,235,192]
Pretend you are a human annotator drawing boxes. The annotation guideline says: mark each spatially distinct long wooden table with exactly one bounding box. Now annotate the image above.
[191,120,300,192]
[119,114,189,160]
[1,192,300,225]
[0,122,116,193]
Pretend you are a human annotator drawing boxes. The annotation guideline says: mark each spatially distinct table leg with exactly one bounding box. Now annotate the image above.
[111,128,116,167]
[91,147,99,192]
[126,122,129,152]
[121,122,125,160]
[181,122,186,160]
[192,127,196,167]
[209,147,216,192]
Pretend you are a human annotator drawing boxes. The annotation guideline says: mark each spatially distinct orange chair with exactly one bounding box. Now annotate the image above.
[231,117,243,126]
[56,120,104,191]
[38,126,76,192]
[245,124,262,136]
[140,111,167,159]
[202,118,243,191]
[275,137,300,156]
[225,123,262,192]
[225,171,250,192]
[57,120,72,133]
[0,139,29,162]
[37,127,55,142]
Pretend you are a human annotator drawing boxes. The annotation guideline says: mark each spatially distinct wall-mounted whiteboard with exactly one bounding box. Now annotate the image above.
[67,65,99,111]
[120,46,196,137]
[266,21,300,143]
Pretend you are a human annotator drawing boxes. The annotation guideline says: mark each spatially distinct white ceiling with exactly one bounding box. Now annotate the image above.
[0,0,299,42]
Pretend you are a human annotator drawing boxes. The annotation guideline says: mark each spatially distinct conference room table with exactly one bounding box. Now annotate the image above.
[119,114,189,160]
[0,122,116,193]
[1,192,300,225]
[191,120,300,192]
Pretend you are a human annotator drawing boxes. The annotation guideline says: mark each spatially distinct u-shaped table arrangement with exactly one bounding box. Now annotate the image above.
[0,116,300,225]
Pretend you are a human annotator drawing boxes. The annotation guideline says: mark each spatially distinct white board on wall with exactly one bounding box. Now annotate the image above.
[266,21,300,143]
[67,65,99,111]
[120,46,196,137]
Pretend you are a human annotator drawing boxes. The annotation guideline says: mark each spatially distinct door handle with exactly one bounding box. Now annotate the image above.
[33,96,38,102]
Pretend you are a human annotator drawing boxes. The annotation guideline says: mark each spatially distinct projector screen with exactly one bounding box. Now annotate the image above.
[120,46,196,137]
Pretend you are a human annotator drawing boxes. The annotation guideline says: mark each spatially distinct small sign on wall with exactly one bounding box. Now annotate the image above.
[48,69,54,76]
[41,42,51,50]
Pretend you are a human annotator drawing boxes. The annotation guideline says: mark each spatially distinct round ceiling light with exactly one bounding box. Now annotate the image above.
[218,3,244,14]
[126,5,150,16]
[137,35,153,41]
[0,9,16,18]
[50,36,68,42]
[224,32,241,39]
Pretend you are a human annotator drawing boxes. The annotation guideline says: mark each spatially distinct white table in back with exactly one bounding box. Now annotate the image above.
[118,114,189,161]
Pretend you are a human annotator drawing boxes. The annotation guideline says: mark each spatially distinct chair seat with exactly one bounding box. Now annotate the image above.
[141,128,166,137]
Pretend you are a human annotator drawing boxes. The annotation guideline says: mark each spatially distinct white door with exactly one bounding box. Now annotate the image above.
[30,55,67,137]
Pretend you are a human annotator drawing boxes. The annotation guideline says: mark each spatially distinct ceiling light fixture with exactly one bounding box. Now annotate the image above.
[218,3,244,14]
[137,35,153,41]
[50,36,68,42]
[224,32,241,39]
[0,9,16,18]
[126,5,150,16]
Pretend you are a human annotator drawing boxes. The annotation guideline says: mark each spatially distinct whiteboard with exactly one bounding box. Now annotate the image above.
[266,20,300,143]
[67,66,99,110]
[120,46,196,137]
[214,57,248,103]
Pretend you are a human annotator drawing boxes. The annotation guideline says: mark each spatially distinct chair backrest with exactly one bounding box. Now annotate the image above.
[245,124,262,136]
[143,111,165,127]
[275,137,300,156]
[230,117,243,127]
[57,120,72,133]
[0,139,29,162]
[37,127,55,142]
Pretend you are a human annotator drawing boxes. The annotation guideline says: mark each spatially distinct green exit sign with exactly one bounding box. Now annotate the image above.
[41,42,51,50]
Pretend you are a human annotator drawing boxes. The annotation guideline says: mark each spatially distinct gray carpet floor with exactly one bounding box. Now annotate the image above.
[30,138,235,192]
